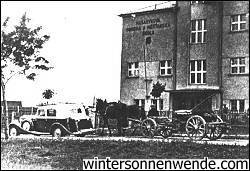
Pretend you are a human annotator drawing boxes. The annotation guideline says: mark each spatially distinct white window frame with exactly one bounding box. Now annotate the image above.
[151,99,164,111]
[190,60,206,84]
[134,99,145,107]
[159,60,172,76]
[134,99,145,111]
[128,62,139,77]
[230,57,246,74]
[231,14,247,31]
[190,19,207,43]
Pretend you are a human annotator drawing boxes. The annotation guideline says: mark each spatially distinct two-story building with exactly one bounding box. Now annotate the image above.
[119,1,249,115]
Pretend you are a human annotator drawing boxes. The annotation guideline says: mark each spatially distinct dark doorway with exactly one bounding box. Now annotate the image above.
[172,92,212,113]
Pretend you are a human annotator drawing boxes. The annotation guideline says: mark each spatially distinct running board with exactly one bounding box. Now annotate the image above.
[72,128,96,135]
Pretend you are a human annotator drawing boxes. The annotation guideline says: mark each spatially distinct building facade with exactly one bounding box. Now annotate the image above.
[119,1,249,114]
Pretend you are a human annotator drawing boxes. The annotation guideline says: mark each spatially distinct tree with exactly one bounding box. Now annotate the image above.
[42,89,55,104]
[150,81,166,99]
[1,13,52,139]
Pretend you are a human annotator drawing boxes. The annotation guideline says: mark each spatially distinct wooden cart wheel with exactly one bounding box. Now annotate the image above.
[186,115,206,141]
[206,115,224,140]
[141,118,156,138]
[160,126,172,138]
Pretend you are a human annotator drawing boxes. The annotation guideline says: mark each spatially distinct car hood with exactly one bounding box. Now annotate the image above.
[20,115,37,120]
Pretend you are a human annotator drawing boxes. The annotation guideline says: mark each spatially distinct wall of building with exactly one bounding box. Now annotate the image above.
[222,1,249,111]
[120,9,176,108]
[176,1,190,89]
[176,1,222,89]
[120,1,249,112]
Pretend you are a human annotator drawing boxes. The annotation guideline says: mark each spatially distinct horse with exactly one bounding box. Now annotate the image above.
[95,98,146,136]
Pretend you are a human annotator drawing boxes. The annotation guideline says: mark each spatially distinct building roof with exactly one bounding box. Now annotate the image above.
[1,101,22,107]
[119,2,177,18]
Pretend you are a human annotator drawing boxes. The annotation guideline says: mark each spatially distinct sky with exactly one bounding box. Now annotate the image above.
[1,1,170,107]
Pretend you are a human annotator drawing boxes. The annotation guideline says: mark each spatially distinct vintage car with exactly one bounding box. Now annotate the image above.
[9,104,94,137]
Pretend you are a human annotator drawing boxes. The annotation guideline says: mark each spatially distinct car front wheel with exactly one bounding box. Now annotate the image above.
[9,127,18,137]
[21,121,31,131]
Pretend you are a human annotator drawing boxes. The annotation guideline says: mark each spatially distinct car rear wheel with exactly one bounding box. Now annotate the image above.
[21,121,31,131]
[53,127,62,138]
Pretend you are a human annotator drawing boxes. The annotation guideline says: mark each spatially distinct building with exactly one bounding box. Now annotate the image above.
[119,1,249,115]
[1,101,22,127]
[1,101,22,108]
[1,101,37,124]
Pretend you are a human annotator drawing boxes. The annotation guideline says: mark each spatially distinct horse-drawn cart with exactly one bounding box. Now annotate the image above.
[95,96,229,140]
[131,95,229,141]
[139,110,228,141]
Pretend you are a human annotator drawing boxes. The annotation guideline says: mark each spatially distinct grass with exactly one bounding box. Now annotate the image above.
[1,138,249,170]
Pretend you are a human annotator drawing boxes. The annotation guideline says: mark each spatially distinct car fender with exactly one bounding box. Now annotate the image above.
[9,123,32,135]
[21,119,34,128]
[50,122,73,135]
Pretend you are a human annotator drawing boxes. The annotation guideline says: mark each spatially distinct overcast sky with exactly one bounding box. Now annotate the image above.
[1,1,170,107]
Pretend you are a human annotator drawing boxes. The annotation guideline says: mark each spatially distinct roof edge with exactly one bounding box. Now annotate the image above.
[118,6,178,18]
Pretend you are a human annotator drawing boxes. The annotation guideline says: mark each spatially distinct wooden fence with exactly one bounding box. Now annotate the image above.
[219,111,249,125]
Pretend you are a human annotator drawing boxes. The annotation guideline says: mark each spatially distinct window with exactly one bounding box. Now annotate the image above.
[230,100,237,111]
[134,99,145,109]
[151,99,164,111]
[159,99,164,111]
[190,60,206,84]
[151,99,157,107]
[230,100,245,112]
[38,109,45,116]
[160,60,172,76]
[128,62,139,77]
[191,19,207,43]
[231,14,247,31]
[47,109,56,116]
[239,100,245,112]
[190,1,205,4]
[145,37,152,45]
[231,57,246,74]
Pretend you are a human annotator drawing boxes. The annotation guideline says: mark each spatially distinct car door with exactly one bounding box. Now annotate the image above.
[46,108,58,132]
[33,109,47,132]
